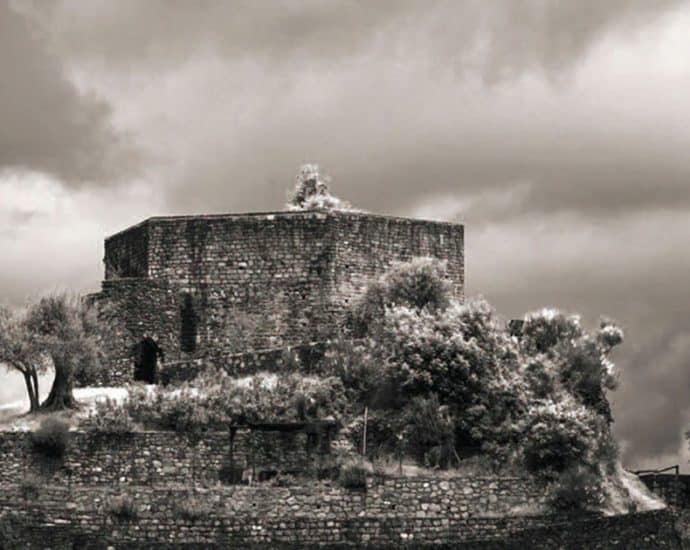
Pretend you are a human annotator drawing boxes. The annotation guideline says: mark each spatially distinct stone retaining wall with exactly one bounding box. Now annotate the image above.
[0,429,333,485]
[160,340,334,385]
[0,482,679,548]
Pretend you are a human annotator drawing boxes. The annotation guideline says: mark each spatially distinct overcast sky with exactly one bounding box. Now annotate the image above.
[1,0,689,470]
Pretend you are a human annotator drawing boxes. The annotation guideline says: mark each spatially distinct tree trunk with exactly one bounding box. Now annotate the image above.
[40,359,78,411]
[22,370,38,412]
[30,369,39,410]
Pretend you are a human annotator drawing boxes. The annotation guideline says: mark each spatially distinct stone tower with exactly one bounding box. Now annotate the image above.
[91,210,464,384]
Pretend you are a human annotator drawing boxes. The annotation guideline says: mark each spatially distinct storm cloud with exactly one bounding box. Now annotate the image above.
[1,0,689,468]
[0,1,137,184]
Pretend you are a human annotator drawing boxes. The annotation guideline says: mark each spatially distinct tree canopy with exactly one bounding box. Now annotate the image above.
[0,294,105,412]
[336,257,626,507]
[0,306,47,411]
[286,164,353,211]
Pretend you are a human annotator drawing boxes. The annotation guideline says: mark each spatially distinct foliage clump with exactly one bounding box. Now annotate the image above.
[548,465,606,512]
[31,417,70,458]
[19,474,42,501]
[286,164,353,211]
[330,256,627,511]
[174,493,215,520]
[0,294,108,412]
[81,398,134,435]
[84,372,347,434]
[106,494,139,521]
[337,461,368,490]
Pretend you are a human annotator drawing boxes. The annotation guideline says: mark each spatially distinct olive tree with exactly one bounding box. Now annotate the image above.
[0,306,46,412]
[23,294,103,411]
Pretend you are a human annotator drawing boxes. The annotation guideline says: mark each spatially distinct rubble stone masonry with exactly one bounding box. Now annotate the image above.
[91,211,464,385]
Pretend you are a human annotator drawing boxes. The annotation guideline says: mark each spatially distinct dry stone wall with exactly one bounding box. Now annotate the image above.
[0,483,680,548]
[88,278,179,385]
[160,341,333,385]
[0,430,332,486]
[640,474,690,508]
[0,427,679,548]
[104,221,149,279]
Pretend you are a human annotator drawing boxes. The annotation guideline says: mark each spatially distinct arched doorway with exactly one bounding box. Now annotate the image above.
[133,337,163,383]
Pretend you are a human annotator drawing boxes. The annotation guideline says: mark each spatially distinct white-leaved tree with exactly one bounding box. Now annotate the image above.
[286,164,354,211]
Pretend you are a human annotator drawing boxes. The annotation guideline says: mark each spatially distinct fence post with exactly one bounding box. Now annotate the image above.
[362,407,368,458]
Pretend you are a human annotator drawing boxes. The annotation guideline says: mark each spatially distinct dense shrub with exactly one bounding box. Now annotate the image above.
[341,257,626,510]
[402,394,456,469]
[338,462,367,490]
[348,257,452,337]
[19,474,41,500]
[106,495,139,521]
[520,310,621,422]
[343,409,401,459]
[117,373,347,433]
[376,299,526,453]
[519,400,599,476]
[549,465,606,512]
[322,338,397,408]
[31,417,70,458]
[81,398,134,434]
[174,494,214,520]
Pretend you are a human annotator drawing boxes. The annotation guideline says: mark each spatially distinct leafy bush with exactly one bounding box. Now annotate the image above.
[343,409,401,459]
[519,309,622,423]
[81,398,134,434]
[519,400,601,476]
[402,394,456,469]
[286,164,352,212]
[375,299,526,452]
[174,494,214,520]
[31,417,70,458]
[549,465,606,512]
[19,474,42,500]
[119,372,347,433]
[343,257,627,512]
[106,495,139,521]
[338,462,368,490]
[321,339,393,408]
[348,257,452,337]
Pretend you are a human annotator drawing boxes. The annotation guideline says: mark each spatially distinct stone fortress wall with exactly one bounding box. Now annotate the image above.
[92,211,464,385]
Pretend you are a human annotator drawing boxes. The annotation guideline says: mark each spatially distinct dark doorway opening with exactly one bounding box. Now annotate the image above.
[134,337,163,383]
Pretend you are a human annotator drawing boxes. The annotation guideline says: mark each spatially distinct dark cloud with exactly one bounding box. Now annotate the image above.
[28,0,681,78]
[0,1,137,184]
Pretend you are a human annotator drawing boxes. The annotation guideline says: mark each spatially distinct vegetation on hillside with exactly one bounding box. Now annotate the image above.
[71,256,636,511]
[331,257,629,510]
[83,373,348,435]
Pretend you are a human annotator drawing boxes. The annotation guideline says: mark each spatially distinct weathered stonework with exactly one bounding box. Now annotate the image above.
[159,341,335,385]
[0,433,680,548]
[639,474,690,508]
[0,482,680,548]
[0,429,335,486]
[91,211,464,385]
